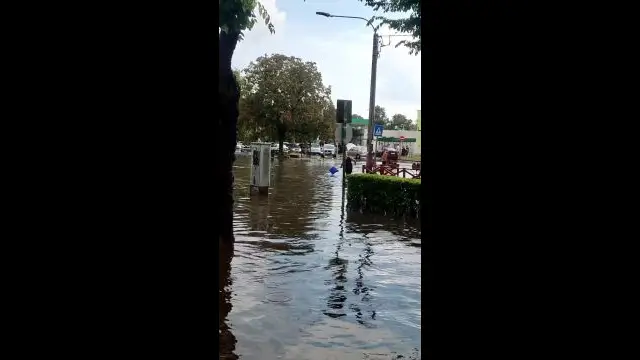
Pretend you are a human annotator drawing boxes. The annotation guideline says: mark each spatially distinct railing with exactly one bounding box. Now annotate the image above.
[362,165,421,179]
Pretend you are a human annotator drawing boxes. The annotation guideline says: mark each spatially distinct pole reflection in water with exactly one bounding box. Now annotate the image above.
[248,194,272,234]
[323,182,349,318]
[219,241,238,360]
[350,236,375,327]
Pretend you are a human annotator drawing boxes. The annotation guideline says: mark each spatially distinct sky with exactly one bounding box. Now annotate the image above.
[231,0,421,122]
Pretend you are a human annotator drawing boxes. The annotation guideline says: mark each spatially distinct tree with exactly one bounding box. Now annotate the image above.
[243,54,334,154]
[359,0,421,55]
[218,1,275,244]
[373,105,389,127]
[317,101,337,143]
[389,113,417,130]
[235,70,256,143]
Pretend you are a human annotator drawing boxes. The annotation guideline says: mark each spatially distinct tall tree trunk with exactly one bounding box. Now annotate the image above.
[218,31,240,244]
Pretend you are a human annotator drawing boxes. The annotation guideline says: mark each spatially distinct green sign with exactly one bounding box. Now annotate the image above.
[377,137,417,143]
[351,117,369,126]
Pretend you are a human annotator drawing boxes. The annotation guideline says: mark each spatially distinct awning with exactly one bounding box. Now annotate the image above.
[377,137,416,142]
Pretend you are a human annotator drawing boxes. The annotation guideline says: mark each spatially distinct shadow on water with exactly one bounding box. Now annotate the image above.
[222,156,421,360]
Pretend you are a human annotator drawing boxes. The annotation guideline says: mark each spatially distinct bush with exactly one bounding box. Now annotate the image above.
[346,174,421,218]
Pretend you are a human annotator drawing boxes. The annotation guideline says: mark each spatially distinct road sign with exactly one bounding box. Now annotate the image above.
[335,124,353,143]
[373,124,384,137]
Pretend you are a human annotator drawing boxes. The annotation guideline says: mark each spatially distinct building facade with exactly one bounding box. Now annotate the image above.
[350,110,421,155]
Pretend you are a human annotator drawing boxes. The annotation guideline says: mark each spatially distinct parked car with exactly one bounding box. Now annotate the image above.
[236,142,251,152]
[310,143,323,156]
[385,147,399,161]
[290,145,302,153]
[347,145,368,160]
[323,144,336,157]
[270,143,289,153]
[376,146,399,160]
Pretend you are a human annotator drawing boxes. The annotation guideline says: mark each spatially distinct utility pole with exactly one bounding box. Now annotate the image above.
[315,11,380,171]
[366,31,379,170]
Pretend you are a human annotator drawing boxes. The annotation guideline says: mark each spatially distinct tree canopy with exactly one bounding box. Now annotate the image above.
[219,0,274,38]
[373,105,389,126]
[240,54,335,151]
[359,0,421,55]
[389,113,417,130]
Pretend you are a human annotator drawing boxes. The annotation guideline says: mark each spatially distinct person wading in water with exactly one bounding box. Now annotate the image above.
[343,155,355,175]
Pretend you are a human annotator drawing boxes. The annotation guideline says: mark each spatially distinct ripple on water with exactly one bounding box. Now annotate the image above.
[225,157,421,360]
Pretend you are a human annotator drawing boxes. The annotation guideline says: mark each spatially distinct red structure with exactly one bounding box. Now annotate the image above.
[362,165,421,179]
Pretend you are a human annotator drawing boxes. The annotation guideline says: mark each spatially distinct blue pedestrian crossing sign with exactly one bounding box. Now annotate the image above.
[373,124,384,137]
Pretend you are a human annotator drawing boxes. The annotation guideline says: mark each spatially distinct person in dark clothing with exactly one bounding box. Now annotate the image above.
[343,156,355,175]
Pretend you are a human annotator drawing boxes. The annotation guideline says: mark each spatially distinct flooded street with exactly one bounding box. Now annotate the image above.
[220,155,421,360]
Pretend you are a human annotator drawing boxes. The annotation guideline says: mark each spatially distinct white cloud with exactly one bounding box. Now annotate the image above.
[231,1,421,121]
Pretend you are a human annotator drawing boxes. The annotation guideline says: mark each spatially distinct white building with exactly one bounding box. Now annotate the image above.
[349,110,422,155]
[374,130,421,155]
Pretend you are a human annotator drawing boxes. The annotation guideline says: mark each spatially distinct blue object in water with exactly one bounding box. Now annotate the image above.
[329,166,339,175]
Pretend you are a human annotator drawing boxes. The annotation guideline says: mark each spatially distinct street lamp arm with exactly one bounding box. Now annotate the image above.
[315,12,376,32]
[329,14,369,22]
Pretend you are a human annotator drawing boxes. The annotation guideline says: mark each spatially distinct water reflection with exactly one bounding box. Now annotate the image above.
[219,241,237,360]
[224,157,421,360]
[323,185,348,319]
[350,237,376,328]
[346,211,421,248]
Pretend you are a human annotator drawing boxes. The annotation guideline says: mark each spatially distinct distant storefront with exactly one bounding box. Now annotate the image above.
[350,113,421,155]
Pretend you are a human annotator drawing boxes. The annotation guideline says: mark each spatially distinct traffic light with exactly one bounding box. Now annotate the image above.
[336,99,352,123]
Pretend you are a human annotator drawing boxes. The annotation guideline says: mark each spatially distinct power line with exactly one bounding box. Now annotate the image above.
[379,34,415,49]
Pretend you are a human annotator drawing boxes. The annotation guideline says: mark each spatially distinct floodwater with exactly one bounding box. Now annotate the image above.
[220,155,421,360]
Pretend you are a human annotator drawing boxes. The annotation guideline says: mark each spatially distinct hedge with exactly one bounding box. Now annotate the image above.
[346,173,421,218]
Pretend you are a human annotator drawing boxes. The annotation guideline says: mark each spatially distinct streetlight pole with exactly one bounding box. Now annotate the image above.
[367,32,379,170]
[316,12,379,170]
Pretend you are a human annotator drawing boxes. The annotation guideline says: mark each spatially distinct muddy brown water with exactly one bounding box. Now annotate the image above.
[220,155,421,359]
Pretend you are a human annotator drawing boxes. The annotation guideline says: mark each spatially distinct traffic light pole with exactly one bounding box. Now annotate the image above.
[342,121,346,187]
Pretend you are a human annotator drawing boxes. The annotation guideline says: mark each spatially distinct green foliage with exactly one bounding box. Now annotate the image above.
[219,0,275,40]
[241,54,335,147]
[389,113,417,130]
[346,173,421,218]
[373,105,389,127]
[359,0,421,55]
